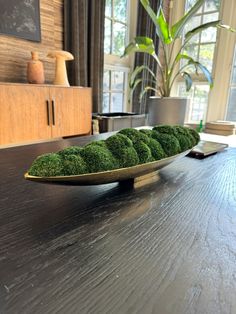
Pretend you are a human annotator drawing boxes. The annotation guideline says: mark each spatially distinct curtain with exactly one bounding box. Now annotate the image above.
[64,0,105,113]
[132,0,160,114]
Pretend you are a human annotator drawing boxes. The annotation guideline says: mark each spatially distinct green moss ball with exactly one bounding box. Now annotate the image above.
[58,146,82,157]
[151,131,181,156]
[147,138,167,160]
[153,125,176,136]
[62,154,88,176]
[173,125,189,136]
[174,133,192,151]
[106,133,133,151]
[139,129,153,137]
[174,125,195,147]
[154,125,193,151]
[85,140,107,148]
[28,153,63,177]
[119,128,150,144]
[80,145,119,173]
[133,142,153,164]
[106,133,139,167]
[187,128,200,146]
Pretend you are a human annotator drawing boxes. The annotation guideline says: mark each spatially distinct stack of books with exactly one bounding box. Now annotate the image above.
[204,121,236,136]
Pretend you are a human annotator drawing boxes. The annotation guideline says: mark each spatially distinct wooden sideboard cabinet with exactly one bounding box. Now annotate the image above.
[0,83,92,145]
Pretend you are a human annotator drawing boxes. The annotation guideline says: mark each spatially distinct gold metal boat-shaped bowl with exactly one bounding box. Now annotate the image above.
[24,150,190,186]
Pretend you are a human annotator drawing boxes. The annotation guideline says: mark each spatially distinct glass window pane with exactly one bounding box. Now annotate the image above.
[226,88,236,121]
[111,93,124,112]
[111,71,125,91]
[184,15,201,34]
[191,85,209,121]
[232,67,236,84]
[112,22,127,55]
[226,45,236,121]
[204,0,221,12]
[201,13,218,43]
[104,18,112,54]
[227,88,236,121]
[103,93,110,112]
[114,0,127,23]
[186,0,203,13]
[181,44,199,71]
[105,0,112,17]
[183,44,199,60]
[199,44,215,71]
[184,15,201,44]
[103,70,110,91]
[178,83,209,122]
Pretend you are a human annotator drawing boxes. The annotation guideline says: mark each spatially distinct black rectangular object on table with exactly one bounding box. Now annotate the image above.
[187,140,228,158]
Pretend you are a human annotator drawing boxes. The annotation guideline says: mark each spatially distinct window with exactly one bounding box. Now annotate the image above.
[182,0,220,73]
[103,0,137,113]
[226,45,236,121]
[174,0,221,123]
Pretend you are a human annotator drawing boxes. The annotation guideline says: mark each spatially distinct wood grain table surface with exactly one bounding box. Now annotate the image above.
[0,133,236,314]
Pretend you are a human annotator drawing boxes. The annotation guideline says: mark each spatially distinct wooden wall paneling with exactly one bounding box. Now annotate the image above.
[53,0,64,50]
[0,85,51,145]
[0,0,63,84]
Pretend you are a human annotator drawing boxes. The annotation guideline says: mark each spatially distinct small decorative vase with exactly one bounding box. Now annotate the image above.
[27,51,45,84]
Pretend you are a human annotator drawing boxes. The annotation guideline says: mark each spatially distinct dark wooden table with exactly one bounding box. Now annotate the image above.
[0,134,236,314]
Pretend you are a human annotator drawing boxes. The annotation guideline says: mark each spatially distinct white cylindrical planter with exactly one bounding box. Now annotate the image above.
[148,97,188,126]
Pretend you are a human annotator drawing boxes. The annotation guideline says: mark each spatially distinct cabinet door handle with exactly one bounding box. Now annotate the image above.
[46,100,50,126]
[52,99,55,125]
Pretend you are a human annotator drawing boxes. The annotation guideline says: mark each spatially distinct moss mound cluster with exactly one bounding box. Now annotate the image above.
[85,140,107,148]
[80,145,119,173]
[28,125,200,177]
[118,128,153,163]
[147,138,167,160]
[187,128,200,145]
[58,146,82,157]
[151,131,181,156]
[153,125,176,136]
[28,153,63,177]
[119,128,149,144]
[133,141,153,164]
[106,134,139,167]
[139,129,153,137]
[62,154,88,176]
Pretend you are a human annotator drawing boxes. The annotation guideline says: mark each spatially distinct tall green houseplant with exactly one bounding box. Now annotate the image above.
[123,0,235,100]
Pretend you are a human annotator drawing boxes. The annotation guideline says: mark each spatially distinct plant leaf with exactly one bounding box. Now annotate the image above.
[185,20,220,42]
[176,53,195,63]
[188,60,213,88]
[181,72,192,91]
[122,37,155,55]
[122,36,162,68]
[139,86,159,102]
[171,0,204,39]
[140,0,172,44]
[196,63,214,88]
[217,24,236,33]
[156,7,172,44]
[129,65,157,88]
[130,78,143,91]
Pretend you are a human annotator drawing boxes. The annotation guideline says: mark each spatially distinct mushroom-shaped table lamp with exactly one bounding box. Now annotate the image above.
[47,50,74,86]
